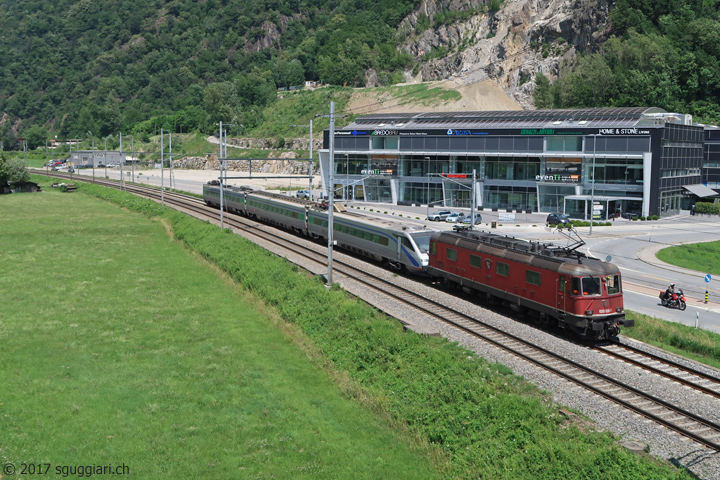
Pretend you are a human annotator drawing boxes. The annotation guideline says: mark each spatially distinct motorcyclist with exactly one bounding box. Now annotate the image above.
[664,283,676,301]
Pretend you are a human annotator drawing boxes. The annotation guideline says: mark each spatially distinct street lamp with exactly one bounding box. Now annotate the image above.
[424,156,431,206]
[589,134,597,235]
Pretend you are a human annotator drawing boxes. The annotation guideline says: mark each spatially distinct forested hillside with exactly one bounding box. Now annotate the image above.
[5,0,720,152]
[0,0,420,149]
[534,0,720,123]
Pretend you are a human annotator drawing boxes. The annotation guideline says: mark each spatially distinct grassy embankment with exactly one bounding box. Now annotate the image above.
[0,175,696,479]
[0,181,438,479]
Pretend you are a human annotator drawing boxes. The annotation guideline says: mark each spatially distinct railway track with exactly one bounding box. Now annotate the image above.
[37,169,720,452]
[594,342,720,399]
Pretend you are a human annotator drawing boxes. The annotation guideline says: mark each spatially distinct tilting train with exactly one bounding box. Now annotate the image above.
[203,182,434,274]
[427,227,631,340]
[203,182,630,340]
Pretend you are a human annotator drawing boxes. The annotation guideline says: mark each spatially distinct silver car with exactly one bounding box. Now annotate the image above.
[426,210,453,221]
[445,212,466,223]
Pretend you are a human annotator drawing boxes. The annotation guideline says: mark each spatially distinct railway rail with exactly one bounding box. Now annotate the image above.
[36,169,720,452]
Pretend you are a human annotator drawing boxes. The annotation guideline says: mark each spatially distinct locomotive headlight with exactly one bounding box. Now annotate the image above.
[616,307,623,313]
[585,310,593,316]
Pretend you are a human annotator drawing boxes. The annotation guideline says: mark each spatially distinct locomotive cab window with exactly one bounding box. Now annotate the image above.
[582,277,602,296]
[606,274,621,295]
[447,248,457,261]
[401,237,413,249]
[430,241,436,255]
[526,270,541,286]
[497,262,509,277]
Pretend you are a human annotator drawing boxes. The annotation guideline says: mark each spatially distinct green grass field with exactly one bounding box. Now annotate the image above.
[0,187,438,479]
[0,178,698,480]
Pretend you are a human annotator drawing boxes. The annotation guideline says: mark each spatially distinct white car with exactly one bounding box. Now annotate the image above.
[445,212,466,223]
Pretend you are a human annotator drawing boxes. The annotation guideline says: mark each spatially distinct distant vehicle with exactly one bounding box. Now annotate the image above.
[462,213,483,225]
[68,168,75,173]
[546,213,571,227]
[426,210,453,222]
[97,163,106,168]
[445,212,466,223]
[107,163,117,167]
[296,189,311,199]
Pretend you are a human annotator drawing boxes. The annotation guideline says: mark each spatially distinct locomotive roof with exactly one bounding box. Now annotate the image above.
[432,230,621,275]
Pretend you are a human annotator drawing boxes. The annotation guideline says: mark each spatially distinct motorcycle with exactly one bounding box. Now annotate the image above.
[659,288,687,310]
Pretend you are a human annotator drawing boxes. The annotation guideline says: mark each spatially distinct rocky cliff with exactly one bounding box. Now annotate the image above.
[400,0,615,108]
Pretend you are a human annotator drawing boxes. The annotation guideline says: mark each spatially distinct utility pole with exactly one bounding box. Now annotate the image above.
[315,103,345,287]
[161,129,165,205]
[120,132,124,191]
[219,121,224,229]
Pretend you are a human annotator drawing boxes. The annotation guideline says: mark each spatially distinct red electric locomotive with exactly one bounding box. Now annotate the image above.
[427,227,633,340]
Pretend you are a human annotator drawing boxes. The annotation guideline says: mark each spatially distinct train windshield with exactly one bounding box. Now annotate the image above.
[409,232,433,252]
[581,277,602,296]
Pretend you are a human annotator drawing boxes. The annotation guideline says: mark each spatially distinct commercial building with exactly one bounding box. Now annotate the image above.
[319,107,708,219]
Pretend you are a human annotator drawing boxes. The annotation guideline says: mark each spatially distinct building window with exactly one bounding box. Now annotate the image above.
[371,136,399,150]
[547,136,582,152]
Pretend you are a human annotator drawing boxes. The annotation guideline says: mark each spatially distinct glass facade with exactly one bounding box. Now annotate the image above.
[323,111,706,217]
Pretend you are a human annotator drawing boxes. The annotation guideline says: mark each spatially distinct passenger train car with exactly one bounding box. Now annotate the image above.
[203,182,434,274]
[427,227,632,340]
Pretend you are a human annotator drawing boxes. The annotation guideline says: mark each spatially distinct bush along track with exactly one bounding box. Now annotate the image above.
[76,179,693,479]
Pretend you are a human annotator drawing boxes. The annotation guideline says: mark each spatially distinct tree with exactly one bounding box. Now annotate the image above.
[7,158,30,184]
[0,153,9,189]
[0,153,29,189]
[24,125,48,150]
[533,73,554,109]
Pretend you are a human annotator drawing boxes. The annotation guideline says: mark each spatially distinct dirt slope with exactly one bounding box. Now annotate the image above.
[346,79,523,115]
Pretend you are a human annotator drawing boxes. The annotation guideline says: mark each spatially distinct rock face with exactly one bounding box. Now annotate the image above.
[399,0,615,108]
[172,151,313,175]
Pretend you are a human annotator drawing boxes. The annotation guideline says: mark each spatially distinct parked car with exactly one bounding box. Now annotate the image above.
[97,163,106,168]
[546,213,571,227]
[445,212,466,223]
[296,189,311,199]
[426,210,453,222]
[462,213,483,225]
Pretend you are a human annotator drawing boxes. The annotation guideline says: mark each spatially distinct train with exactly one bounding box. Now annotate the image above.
[427,226,631,340]
[202,182,434,274]
[203,182,630,340]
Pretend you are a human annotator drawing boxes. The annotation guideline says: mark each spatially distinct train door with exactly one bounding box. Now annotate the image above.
[557,276,567,311]
[395,235,402,262]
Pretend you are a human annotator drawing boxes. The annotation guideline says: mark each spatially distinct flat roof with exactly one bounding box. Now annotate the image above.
[345,107,673,130]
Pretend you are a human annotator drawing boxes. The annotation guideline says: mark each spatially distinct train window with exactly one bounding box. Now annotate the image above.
[447,248,457,261]
[526,270,541,286]
[470,255,482,268]
[379,236,389,246]
[559,276,566,292]
[606,275,621,294]
[497,262,509,276]
[401,237,413,249]
[430,242,436,255]
[582,277,602,296]
[373,234,382,244]
[364,231,373,241]
[334,224,341,231]
[571,278,580,295]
